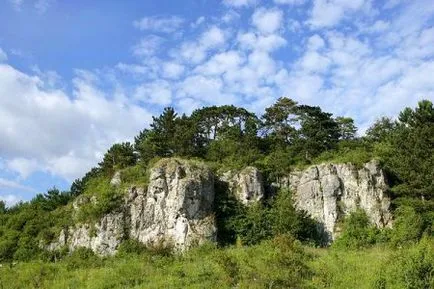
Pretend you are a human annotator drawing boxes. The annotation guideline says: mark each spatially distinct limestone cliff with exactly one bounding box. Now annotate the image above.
[280,160,392,240]
[48,159,392,255]
[219,167,265,205]
[49,159,216,256]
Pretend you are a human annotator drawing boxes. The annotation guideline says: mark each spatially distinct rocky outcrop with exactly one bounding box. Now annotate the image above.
[281,160,392,241]
[47,159,392,254]
[49,159,216,256]
[219,167,265,205]
[128,159,216,250]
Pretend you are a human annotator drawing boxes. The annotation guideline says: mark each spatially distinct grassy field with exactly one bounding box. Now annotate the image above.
[1,236,432,289]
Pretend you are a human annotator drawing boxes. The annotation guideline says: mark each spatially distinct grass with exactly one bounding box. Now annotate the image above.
[1,237,433,289]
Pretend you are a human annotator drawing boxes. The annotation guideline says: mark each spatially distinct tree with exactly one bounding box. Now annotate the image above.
[31,188,71,212]
[336,117,357,140]
[385,100,434,203]
[99,142,137,174]
[365,117,396,142]
[0,201,6,214]
[296,105,340,159]
[262,97,299,145]
[70,167,101,197]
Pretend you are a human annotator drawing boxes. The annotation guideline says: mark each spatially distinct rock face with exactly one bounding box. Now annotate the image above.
[282,160,392,241]
[50,159,216,256]
[128,159,216,250]
[220,167,265,205]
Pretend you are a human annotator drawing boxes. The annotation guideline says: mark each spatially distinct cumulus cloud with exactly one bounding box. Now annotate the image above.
[0,64,152,181]
[308,0,371,28]
[252,7,283,35]
[178,26,227,64]
[133,15,184,33]
[0,178,36,192]
[132,35,164,57]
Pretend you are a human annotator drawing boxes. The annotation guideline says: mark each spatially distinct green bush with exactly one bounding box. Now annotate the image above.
[270,189,326,246]
[333,209,381,249]
[117,239,147,256]
[64,247,103,270]
[390,206,424,247]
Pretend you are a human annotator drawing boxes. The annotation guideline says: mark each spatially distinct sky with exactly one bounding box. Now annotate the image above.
[0,0,433,206]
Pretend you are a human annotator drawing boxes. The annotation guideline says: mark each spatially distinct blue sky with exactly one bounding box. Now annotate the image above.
[0,0,433,206]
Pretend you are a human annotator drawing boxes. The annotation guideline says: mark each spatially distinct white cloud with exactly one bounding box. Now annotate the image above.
[237,32,287,52]
[0,48,7,62]
[178,26,227,64]
[200,26,226,48]
[191,16,205,28]
[0,178,36,192]
[0,194,23,207]
[134,80,173,106]
[132,35,164,57]
[222,10,240,23]
[195,51,245,76]
[251,7,283,34]
[307,34,325,50]
[133,15,184,33]
[0,64,152,181]
[223,0,258,8]
[308,0,370,28]
[162,62,185,79]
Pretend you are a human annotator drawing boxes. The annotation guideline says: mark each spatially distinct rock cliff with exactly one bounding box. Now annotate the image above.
[281,160,392,241]
[219,167,265,205]
[48,159,392,255]
[49,159,216,256]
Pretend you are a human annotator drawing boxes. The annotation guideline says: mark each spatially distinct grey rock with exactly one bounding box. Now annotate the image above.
[282,160,392,241]
[110,171,122,186]
[220,167,265,205]
[48,159,216,255]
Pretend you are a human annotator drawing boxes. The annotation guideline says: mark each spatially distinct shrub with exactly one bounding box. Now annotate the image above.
[270,189,326,246]
[390,206,424,247]
[64,247,103,269]
[117,239,147,256]
[333,209,380,249]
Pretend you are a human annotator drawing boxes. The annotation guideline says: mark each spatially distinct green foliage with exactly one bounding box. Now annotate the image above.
[77,176,123,222]
[0,235,313,289]
[374,237,434,289]
[390,206,424,247]
[336,116,357,140]
[99,142,137,175]
[365,117,397,142]
[314,140,375,167]
[333,209,382,249]
[64,247,103,270]
[117,239,148,256]
[119,163,149,188]
[269,190,325,245]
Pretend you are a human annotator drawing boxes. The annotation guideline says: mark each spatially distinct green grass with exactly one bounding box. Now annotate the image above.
[1,237,433,289]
